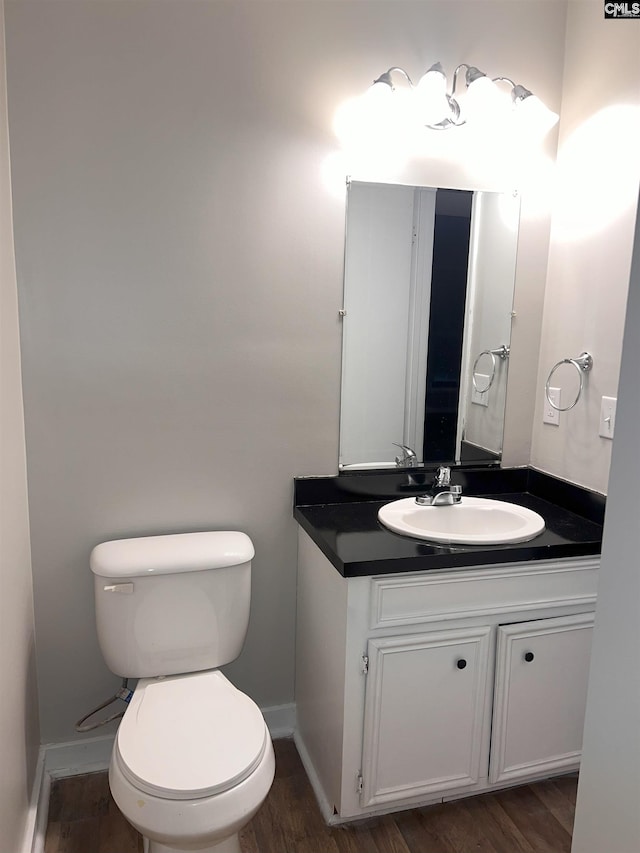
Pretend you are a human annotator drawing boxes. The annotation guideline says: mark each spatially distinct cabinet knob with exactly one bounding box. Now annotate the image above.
[456,658,467,670]
[524,651,535,662]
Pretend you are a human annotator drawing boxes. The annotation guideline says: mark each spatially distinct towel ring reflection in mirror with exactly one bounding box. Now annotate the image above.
[545,352,593,412]
[472,345,510,394]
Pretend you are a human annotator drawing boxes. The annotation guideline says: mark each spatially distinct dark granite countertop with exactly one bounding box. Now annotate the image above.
[293,469,604,578]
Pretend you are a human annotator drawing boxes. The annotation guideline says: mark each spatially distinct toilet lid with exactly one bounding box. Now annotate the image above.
[115,671,268,800]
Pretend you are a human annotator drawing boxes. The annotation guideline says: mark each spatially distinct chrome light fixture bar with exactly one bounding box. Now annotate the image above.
[369,61,559,134]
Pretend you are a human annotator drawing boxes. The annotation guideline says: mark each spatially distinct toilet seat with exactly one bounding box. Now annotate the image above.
[115,670,268,801]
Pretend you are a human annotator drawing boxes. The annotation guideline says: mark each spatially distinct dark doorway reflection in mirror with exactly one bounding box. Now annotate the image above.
[424,189,472,463]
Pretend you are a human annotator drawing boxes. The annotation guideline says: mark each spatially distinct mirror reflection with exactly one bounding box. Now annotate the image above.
[339,180,520,470]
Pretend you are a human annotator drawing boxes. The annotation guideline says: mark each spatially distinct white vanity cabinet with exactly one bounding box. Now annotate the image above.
[360,625,493,808]
[294,528,597,823]
[489,613,594,786]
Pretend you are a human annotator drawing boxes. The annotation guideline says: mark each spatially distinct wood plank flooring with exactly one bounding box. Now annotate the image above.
[45,739,577,853]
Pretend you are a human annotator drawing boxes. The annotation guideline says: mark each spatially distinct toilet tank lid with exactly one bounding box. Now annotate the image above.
[90,531,254,578]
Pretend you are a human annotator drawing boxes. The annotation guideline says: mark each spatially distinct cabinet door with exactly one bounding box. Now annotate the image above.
[489,612,594,785]
[360,626,492,808]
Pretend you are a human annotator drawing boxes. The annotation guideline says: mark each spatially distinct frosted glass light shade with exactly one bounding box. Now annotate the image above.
[415,67,451,126]
[333,81,394,146]
[462,75,510,125]
[365,80,394,104]
[515,93,559,136]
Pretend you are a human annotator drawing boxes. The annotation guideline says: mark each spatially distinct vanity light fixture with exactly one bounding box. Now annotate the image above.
[368,62,559,136]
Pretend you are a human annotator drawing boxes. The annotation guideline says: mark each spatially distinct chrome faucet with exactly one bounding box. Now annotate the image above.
[415,466,463,506]
[393,443,418,468]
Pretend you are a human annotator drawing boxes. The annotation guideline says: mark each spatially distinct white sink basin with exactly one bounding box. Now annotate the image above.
[378,496,545,545]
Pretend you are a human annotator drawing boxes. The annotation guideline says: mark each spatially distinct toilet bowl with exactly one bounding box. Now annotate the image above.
[109,670,275,853]
[89,531,276,853]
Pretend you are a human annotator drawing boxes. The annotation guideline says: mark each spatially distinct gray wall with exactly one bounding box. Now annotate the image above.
[0,3,40,848]
[5,1,568,741]
[571,185,640,853]
[530,0,640,494]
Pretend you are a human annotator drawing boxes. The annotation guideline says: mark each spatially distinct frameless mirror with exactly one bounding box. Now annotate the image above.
[339,180,520,470]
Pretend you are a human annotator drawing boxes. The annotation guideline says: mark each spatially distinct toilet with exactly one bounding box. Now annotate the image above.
[90,530,275,853]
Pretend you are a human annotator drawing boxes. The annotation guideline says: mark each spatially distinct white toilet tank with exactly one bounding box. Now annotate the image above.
[90,531,254,678]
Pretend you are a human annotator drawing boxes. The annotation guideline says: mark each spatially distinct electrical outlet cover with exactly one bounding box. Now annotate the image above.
[543,387,561,425]
[472,375,490,407]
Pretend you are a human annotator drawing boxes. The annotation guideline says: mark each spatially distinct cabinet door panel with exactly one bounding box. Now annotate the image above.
[490,613,594,785]
[361,627,492,807]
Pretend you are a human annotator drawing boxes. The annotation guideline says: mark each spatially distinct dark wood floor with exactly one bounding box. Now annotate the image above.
[45,739,577,853]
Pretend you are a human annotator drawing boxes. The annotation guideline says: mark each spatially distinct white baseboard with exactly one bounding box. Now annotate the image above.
[262,702,296,739]
[44,731,116,777]
[25,733,116,853]
[24,702,296,853]
[21,748,46,853]
[293,730,335,824]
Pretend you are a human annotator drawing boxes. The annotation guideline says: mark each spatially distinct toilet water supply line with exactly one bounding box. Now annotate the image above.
[74,678,133,732]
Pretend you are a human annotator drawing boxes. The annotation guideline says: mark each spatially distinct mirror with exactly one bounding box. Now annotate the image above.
[339,180,520,470]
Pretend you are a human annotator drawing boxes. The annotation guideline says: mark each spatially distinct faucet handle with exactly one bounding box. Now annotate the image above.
[393,443,418,468]
[434,466,451,486]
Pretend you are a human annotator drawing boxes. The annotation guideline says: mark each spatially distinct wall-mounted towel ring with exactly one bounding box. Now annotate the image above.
[545,352,593,412]
[472,345,510,394]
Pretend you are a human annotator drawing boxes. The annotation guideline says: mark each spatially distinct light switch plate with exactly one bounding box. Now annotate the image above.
[543,387,561,425]
[599,396,617,439]
[472,375,490,407]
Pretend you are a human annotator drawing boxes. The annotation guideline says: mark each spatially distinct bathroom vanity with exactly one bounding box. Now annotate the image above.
[293,468,603,823]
